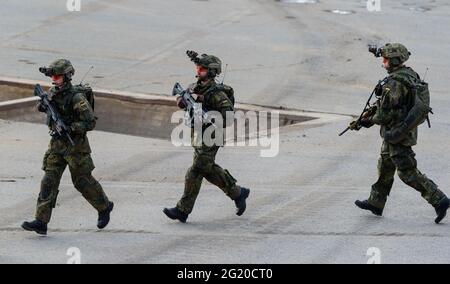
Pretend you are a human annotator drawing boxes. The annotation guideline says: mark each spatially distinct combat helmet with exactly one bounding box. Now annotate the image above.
[380,43,411,66]
[187,50,222,77]
[49,59,75,77]
[196,54,222,77]
[39,59,75,79]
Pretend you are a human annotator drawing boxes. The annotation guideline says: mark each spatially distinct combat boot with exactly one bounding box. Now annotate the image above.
[21,219,48,235]
[355,200,383,216]
[234,187,250,216]
[163,207,188,223]
[97,202,114,229]
[434,197,450,224]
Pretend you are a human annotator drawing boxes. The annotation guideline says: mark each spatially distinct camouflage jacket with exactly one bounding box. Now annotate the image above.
[190,80,234,115]
[371,66,421,146]
[188,80,234,146]
[45,83,96,154]
[189,79,234,126]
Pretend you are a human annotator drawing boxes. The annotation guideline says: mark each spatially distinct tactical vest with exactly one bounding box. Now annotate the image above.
[47,84,95,127]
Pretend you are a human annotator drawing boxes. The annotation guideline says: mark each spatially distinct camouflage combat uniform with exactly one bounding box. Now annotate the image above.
[36,83,110,223]
[176,79,242,214]
[367,65,447,211]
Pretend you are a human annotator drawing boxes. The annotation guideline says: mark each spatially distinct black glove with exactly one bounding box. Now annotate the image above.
[384,123,408,144]
[359,117,374,128]
[36,101,47,113]
[349,117,373,131]
[176,97,186,109]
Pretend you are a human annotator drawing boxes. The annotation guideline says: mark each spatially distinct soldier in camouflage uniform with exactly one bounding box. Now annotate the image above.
[351,43,449,224]
[163,51,250,223]
[22,59,114,235]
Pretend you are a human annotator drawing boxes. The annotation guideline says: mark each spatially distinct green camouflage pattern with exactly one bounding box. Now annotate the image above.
[371,66,421,146]
[196,54,222,75]
[367,59,447,211]
[44,83,97,153]
[36,151,109,223]
[35,83,109,224]
[380,43,410,64]
[389,68,431,130]
[177,145,241,214]
[48,59,75,76]
[368,141,446,210]
[176,79,240,214]
[188,79,234,130]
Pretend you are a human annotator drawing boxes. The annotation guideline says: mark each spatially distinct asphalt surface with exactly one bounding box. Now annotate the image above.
[1,0,450,264]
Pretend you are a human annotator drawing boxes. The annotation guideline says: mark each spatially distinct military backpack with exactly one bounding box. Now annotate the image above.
[72,83,96,111]
[389,68,432,128]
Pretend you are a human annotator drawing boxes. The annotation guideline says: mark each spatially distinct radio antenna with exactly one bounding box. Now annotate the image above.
[80,66,94,85]
[422,67,429,81]
[221,64,228,84]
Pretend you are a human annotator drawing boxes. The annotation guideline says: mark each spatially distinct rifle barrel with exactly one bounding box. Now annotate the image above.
[339,127,350,136]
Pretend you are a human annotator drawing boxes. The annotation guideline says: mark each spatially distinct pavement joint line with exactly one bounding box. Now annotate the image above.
[1,227,447,238]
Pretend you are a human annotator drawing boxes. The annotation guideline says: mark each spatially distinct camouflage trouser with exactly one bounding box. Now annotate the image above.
[177,145,241,214]
[35,150,110,224]
[368,141,447,210]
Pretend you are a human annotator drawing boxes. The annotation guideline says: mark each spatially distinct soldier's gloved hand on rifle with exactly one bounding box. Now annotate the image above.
[176,97,187,109]
[192,94,205,103]
[349,116,374,131]
[384,122,408,144]
[350,105,377,130]
[36,101,47,113]
[360,116,375,128]
[34,87,48,113]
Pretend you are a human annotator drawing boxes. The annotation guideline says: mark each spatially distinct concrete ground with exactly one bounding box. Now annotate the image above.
[1,0,450,264]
